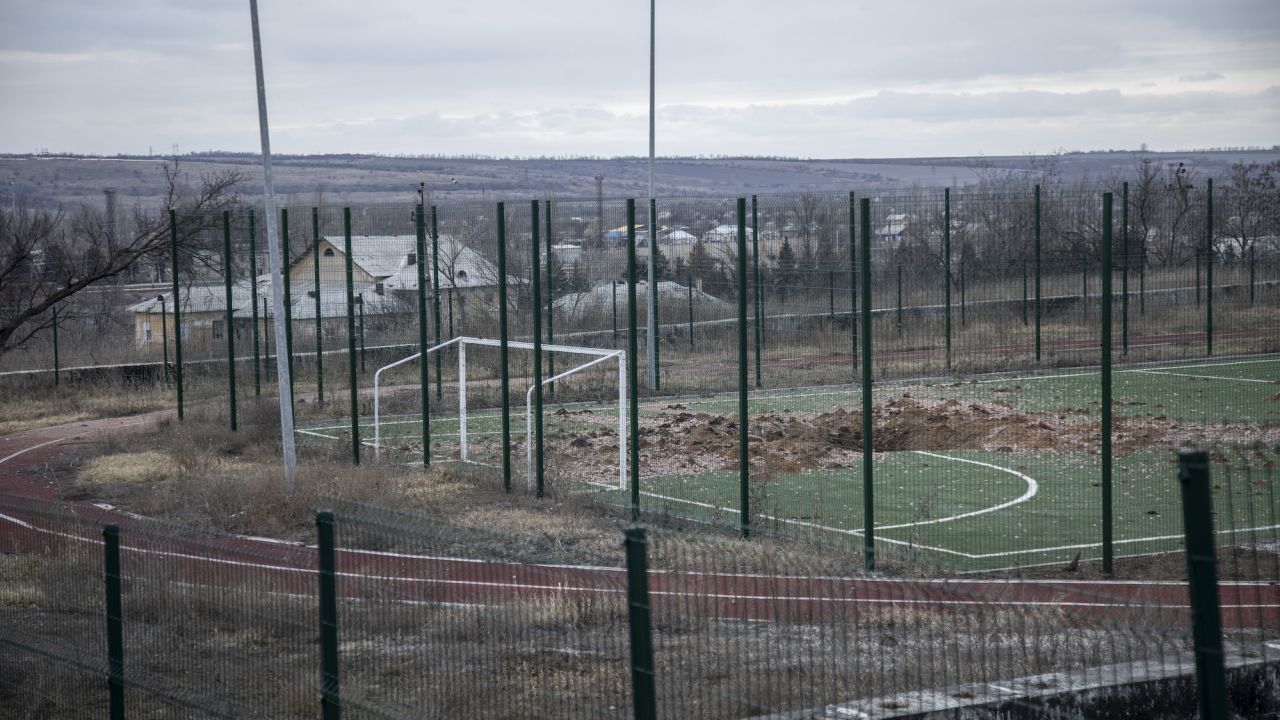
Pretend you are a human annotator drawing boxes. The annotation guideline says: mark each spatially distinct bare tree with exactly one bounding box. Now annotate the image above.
[0,161,243,356]
[1222,160,1280,259]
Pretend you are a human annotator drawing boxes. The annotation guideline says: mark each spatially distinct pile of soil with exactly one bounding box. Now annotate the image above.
[547,397,1274,481]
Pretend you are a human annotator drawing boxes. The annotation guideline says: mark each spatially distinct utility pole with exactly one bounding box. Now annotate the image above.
[645,0,657,391]
[248,0,298,492]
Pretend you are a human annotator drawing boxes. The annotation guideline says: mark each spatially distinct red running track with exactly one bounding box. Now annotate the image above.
[1,410,1277,630]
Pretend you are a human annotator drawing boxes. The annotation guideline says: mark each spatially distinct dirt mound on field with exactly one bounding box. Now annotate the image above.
[634,397,1173,478]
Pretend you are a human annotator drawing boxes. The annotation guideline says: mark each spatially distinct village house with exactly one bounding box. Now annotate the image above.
[127,234,505,346]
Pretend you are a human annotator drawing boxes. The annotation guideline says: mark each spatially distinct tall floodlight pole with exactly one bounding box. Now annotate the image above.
[248,0,298,492]
[644,0,657,391]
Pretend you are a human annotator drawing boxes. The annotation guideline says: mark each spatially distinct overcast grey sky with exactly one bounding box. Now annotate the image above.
[2,0,1277,158]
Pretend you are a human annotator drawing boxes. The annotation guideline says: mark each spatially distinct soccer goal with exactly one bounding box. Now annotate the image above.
[373,336,627,491]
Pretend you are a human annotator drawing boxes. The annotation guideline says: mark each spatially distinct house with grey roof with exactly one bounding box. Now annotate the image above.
[127,233,510,346]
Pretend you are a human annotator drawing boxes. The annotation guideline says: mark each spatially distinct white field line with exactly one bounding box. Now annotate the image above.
[595,442,1280,562]
[592,451,1036,558]
[610,477,1280,562]
[877,451,1038,531]
[295,428,341,441]
[582,478,964,555]
[1132,369,1277,384]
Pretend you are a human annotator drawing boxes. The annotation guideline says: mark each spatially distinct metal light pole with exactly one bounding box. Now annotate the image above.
[645,0,657,390]
[248,0,298,491]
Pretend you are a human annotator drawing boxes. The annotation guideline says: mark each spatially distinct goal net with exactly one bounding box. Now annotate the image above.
[373,336,627,491]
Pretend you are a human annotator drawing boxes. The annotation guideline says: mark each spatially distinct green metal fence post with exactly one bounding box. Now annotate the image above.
[1206,178,1214,356]
[431,206,443,400]
[250,212,261,396]
[751,195,762,389]
[1101,192,1114,575]
[51,305,59,386]
[1034,184,1042,362]
[613,280,619,348]
[102,520,124,717]
[169,210,184,420]
[627,200,641,521]
[860,197,875,572]
[159,295,169,383]
[623,527,657,720]
[316,510,341,720]
[531,200,545,498]
[312,207,325,406]
[415,204,431,467]
[343,208,359,465]
[1121,181,1130,355]
[849,191,858,378]
[944,188,952,370]
[736,198,750,539]
[282,209,295,410]
[497,202,512,492]
[546,200,556,398]
[222,210,238,432]
[1177,449,1229,720]
[103,523,125,720]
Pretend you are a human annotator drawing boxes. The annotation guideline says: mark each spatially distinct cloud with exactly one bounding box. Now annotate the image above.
[1,0,1277,156]
[1179,72,1225,83]
[258,85,1280,158]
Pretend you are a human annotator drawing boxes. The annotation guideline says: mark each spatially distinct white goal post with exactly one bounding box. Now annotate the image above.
[373,336,627,491]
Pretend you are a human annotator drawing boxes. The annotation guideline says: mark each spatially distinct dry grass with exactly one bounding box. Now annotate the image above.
[0,377,173,435]
[0,555,42,609]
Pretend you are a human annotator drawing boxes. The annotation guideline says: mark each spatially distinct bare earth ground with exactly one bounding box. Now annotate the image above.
[549,397,1278,481]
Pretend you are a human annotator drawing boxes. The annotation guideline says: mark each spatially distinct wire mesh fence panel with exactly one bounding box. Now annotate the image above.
[643,526,1205,719]
[329,500,631,719]
[118,513,319,717]
[0,494,321,718]
[1207,444,1280,655]
[0,497,110,719]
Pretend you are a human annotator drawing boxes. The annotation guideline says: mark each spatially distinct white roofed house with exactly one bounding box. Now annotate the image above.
[663,229,697,244]
[876,213,911,247]
[701,224,754,244]
[129,234,434,349]
[379,234,518,332]
[128,283,256,349]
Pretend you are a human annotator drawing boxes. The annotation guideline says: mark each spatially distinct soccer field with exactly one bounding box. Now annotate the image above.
[300,355,1280,571]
